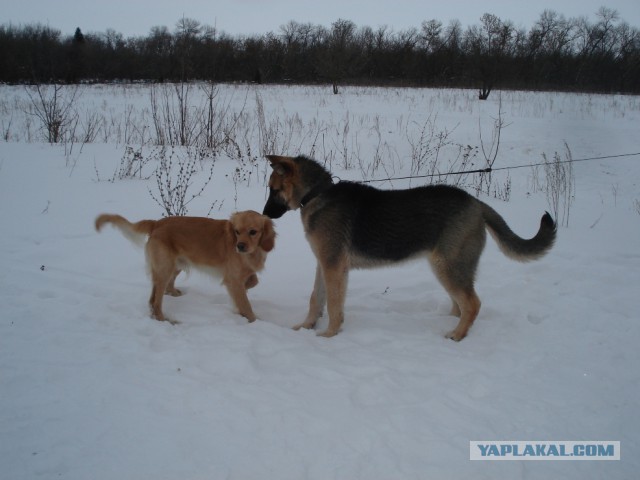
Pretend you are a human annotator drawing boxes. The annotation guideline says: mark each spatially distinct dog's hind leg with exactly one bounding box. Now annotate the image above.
[149,272,171,321]
[316,259,348,338]
[449,295,462,317]
[294,263,326,331]
[429,252,481,341]
[146,241,177,323]
[165,270,183,296]
[445,289,481,341]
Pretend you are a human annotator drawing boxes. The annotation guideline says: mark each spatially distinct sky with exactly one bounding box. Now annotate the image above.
[4,0,640,38]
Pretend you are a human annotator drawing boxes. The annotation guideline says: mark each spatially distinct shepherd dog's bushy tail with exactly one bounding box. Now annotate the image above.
[481,204,557,262]
[95,213,156,247]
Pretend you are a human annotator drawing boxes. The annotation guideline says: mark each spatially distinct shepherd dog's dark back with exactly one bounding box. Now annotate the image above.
[320,182,482,261]
[263,155,556,340]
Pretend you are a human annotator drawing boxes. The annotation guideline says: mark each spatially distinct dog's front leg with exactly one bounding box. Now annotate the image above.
[316,260,348,338]
[224,278,257,322]
[245,273,259,290]
[293,263,326,331]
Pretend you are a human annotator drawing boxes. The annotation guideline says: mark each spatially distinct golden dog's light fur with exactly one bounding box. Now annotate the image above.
[95,211,275,324]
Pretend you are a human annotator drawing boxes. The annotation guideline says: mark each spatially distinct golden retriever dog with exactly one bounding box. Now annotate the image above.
[95,211,275,324]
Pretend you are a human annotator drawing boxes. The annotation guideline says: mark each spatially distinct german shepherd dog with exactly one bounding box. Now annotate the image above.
[263,155,556,341]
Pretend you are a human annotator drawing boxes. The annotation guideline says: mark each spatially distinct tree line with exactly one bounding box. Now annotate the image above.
[1,7,639,94]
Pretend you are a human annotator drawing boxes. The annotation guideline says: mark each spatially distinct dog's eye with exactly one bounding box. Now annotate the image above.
[249,229,257,236]
[235,230,240,235]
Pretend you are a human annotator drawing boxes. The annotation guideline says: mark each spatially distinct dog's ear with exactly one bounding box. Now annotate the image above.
[259,217,276,252]
[266,155,295,176]
[226,214,238,240]
[228,212,238,229]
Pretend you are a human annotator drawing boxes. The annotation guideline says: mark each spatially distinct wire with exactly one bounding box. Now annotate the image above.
[360,151,640,183]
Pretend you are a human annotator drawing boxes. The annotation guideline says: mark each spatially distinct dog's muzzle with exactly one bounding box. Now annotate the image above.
[236,242,248,253]
[262,190,289,219]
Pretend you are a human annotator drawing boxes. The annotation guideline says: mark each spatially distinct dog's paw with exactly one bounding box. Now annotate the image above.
[165,288,183,297]
[239,311,257,323]
[293,320,316,331]
[153,315,180,326]
[316,329,338,338]
[445,329,466,342]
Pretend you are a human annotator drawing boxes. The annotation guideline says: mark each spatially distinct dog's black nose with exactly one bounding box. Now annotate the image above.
[237,242,247,252]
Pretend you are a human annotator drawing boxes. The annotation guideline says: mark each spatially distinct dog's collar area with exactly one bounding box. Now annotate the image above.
[300,182,334,207]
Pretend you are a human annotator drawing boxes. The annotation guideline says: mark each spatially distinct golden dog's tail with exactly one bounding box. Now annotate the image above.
[95,213,156,247]
[481,204,557,262]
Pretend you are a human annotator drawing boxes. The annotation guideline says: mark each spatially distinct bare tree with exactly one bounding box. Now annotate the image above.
[25,83,80,143]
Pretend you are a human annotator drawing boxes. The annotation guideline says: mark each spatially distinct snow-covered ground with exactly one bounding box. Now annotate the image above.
[1,85,639,479]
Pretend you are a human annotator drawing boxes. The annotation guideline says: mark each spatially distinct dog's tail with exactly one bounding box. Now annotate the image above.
[95,213,156,247]
[481,204,557,262]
